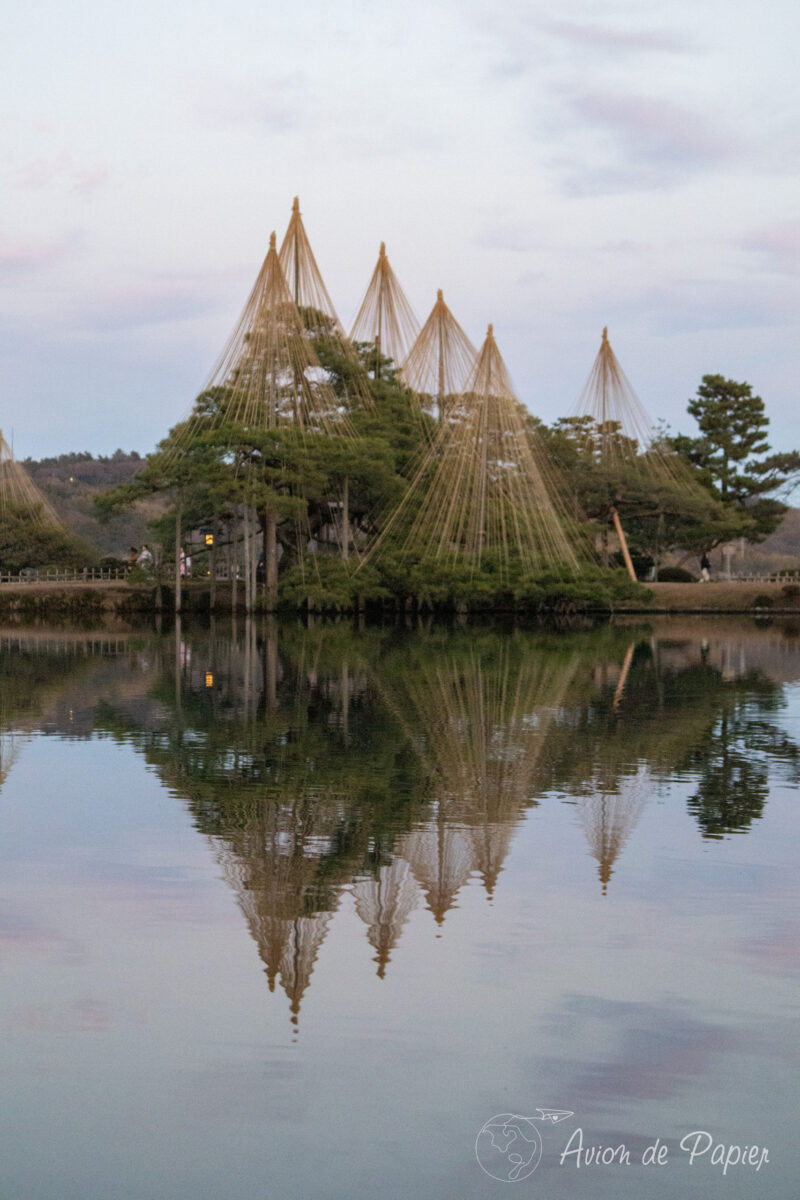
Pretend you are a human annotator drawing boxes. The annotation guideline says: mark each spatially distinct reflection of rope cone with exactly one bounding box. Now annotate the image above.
[576,769,649,894]
[216,805,340,1029]
[353,859,418,976]
[0,730,26,791]
[379,643,580,916]
[399,821,474,925]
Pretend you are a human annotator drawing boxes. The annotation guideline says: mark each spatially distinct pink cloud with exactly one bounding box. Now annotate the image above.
[73,164,111,195]
[9,998,112,1035]
[16,154,110,195]
[567,91,737,163]
[740,221,800,274]
[0,233,81,274]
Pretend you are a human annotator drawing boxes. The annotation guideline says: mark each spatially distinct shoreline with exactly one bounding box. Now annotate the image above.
[0,578,797,617]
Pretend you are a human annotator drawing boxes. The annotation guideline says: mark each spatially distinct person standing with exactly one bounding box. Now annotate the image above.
[700,552,711,583]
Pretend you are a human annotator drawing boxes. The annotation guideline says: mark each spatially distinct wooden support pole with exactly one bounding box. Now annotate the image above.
[610,506,637,582]
[612,642,635,712]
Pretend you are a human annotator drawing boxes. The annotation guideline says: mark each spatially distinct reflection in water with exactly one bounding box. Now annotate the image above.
[380,638,580,920]
[575,769,649,895]
[353,859,418,978]
[0,618,798,1029]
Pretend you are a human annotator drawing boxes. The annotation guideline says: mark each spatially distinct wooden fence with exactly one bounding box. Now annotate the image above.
[0,564,241,585]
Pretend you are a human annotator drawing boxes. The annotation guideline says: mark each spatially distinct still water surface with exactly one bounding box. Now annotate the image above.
[0,617,798,1199]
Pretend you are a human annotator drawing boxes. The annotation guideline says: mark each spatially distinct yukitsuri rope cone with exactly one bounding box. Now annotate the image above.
[572,326,707,577]
[278,197,373,411]
[367,324,581,579]
[350,242,420,381]
[170,231,361,605]
[180,232,356,439]
[573,327,661,469]
[402,289,477,430]
[0,429,63,529]
[279,197,342,328]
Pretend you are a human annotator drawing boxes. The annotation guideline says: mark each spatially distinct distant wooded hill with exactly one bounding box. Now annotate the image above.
[23,451,163,559]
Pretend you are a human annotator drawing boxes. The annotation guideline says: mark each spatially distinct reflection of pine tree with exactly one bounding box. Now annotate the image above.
[682,672,799,838]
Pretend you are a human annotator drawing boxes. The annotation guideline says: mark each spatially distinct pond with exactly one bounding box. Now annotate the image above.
[0,616,797,1199]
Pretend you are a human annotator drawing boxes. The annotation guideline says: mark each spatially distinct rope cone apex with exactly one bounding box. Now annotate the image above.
[173,224,357,441]
[402,290,478,425]
[351,242,419,378]
[278,196,373,407]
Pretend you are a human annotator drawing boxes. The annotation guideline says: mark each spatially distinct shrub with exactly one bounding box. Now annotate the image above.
[751,594,774,609]
[657,567,697,582]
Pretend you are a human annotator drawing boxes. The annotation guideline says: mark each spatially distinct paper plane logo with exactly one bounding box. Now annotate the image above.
[536,1108,574,1125]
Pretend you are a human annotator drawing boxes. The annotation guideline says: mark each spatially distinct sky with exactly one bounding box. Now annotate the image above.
[2,0,799,459]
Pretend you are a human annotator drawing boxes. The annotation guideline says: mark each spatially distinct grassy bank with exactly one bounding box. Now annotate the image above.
[623,580,800,613]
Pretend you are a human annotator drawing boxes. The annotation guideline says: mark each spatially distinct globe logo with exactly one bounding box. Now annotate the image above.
[475,1113,543,1183]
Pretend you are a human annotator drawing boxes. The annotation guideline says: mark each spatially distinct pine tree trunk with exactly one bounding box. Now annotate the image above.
[265,507,278,611]
[243,508,252,614]
[174,503,182,614]
[341,476,350,563]
[209,519,217,610]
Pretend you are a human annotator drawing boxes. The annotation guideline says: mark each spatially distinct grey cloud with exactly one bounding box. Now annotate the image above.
[639,282,797,334]
[75,274,237,334]
[194,74,306,134]
[542,18,696,55]
[473,222,537,253]
[468,2,696,82]
[551,91,739,194]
